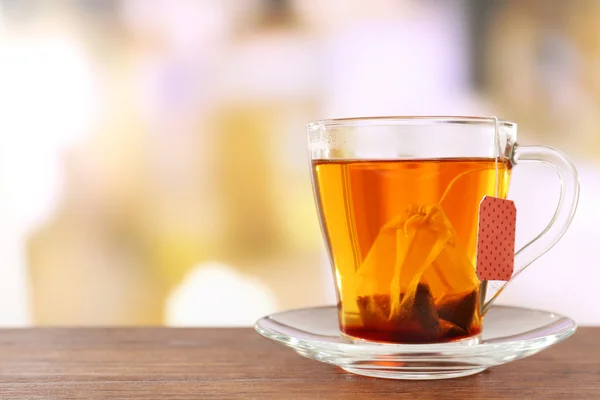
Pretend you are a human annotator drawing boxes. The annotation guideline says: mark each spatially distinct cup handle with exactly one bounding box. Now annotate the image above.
[481,144,580,314]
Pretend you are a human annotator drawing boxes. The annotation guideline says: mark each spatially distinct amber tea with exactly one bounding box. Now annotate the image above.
[312,158,512,343]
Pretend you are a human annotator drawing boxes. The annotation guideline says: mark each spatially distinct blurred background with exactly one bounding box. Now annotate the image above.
[0,0,598,327]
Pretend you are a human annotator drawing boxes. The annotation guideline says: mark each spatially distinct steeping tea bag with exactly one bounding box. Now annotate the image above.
[357,205,449,317]
[356,204,479,328]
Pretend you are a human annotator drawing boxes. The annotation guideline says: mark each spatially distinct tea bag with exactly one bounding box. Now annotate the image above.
[356,204,480,332]
[357,205,453,320]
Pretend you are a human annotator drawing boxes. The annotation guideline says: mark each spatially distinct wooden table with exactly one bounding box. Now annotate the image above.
[0,328,597,399]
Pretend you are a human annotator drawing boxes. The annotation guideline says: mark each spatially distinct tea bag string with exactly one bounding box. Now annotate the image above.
[437,117,503,206]
[494,116,500,198]
[436,165,500,207]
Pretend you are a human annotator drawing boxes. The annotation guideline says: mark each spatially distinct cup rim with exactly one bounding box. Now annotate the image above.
[308,116,517,130]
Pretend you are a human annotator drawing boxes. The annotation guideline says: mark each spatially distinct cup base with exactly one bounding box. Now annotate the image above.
[341,366,487,380]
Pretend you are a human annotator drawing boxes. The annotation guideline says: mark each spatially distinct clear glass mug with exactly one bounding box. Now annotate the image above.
[309,116,579,344]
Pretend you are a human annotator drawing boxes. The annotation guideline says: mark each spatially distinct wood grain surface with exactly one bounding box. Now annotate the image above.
[0,327,597,399]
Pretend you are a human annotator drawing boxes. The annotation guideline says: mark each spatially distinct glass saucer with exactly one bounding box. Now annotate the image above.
[255,305,576,380]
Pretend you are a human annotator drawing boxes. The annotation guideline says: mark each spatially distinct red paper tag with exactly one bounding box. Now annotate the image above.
[476,196,516,281]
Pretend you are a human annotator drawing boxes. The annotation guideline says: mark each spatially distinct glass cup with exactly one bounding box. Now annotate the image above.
[308,116,579,344]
